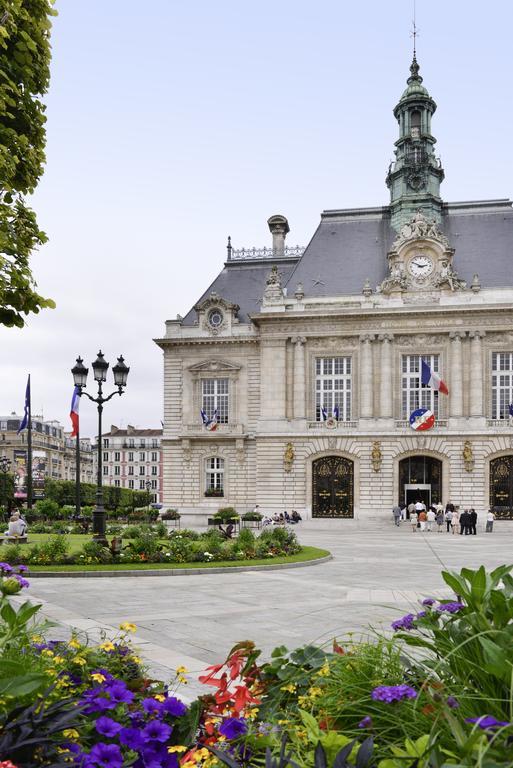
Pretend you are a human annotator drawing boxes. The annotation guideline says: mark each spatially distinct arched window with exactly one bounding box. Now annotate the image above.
[205,457,224,496]
[410,110,421,138]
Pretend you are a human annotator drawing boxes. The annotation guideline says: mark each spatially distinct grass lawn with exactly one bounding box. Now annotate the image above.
[27,546,330,572]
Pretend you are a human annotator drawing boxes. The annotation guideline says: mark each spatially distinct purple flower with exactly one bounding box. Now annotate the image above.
[391,613,415,631]
[119,726,145,751]
[139,745,178,768]
[142,719,172,742]
[417,611,427,619]
[142,697,162,714]
[219,717,248,739]
[0,562,13,574]
[89,742,123,768]
[447,696,460,709]
[106,681,134,705]
[95,716,123,737]
[159,696,188,717]
[358,716,373,728]
[17,564,28,573]
[421,598,436,606]
[466,715,511,730]
[15,574,29,589]
[371,684,418,703]
[436,602,465,614]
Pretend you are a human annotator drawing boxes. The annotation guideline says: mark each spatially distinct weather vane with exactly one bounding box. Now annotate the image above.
[411,0,419,57]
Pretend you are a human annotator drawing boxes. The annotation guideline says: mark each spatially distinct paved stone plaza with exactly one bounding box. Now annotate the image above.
[18,525,513,696]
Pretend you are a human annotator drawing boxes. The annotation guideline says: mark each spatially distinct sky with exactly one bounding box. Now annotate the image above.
[1,0,512,438]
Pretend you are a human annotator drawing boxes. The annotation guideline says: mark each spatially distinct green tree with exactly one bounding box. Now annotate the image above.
[0,1,56,328]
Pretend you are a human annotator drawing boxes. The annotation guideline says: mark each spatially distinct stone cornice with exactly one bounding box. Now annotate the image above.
[154,336,259,348]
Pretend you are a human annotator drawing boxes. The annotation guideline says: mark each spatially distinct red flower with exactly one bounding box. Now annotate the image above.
[333,640,345,655]
[198,664,226,688]
[0,762,19,768]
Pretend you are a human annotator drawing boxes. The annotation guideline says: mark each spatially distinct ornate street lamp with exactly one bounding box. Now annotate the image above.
[71,351,129,544]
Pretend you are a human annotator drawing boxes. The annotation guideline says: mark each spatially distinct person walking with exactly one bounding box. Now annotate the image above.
[469,508,477,535]
[418,509,427,532]
[436,509,444,532]
[426,507,436,532]
[445,508,453,532]
[407,501,415,520]
[485,509,495,533]
[410,511,418,532]
[459,509,469,535]
[392,504,402,527]
[451,509,460,534]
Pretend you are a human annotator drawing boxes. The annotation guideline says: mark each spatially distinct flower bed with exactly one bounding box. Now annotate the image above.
[2,563,513,767]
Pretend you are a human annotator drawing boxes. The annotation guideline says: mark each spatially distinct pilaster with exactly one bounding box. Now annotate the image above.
[469,330,485,417]
[359,334,375,418]
[292,337,307,420]
[378,334,393,418]
[260,338,287,421]
[449,332,464,417]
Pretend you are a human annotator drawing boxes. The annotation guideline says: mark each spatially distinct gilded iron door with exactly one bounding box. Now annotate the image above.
[312,456,353,518]
[490,456,513,519]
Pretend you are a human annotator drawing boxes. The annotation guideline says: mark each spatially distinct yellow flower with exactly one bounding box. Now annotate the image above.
[176,665,189,674]
[280,683,297,693]
[130,656,142,664]
[154,694,166,702]
[31,634,43,643]
[317,662,331,677]
[41,649,54,657]
[308,686,323,698]
[53,655,66,665]
[178,675,188,684]
[47,668,57,677]
[62,729,80,740]
[99,642,115,652]
[181,762,196,768]
[73,656,87,666]
[120,622,137,633]
[68,638,81,650]
[168,745,187,753]
[245,707,259,720]
[91,672,106,684]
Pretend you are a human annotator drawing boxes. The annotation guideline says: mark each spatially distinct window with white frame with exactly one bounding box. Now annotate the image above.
[151,466,157,475]
[114,479,120,487]
[103,439,109,448]
[139,466,145,475]
[140,439,145,448]
[128,438,134,448]
[139,451,145,462]
[114,451,120,461]
[402,354,440,419]
[151,479,157,490]
[103,451,108,462]
[114,465,120,476]
[128,480,134,489]
[205,457,224,493]
[128,466,134,476]
[151,439,158,448]
[491,352,513,419]
[202,378,229,424]
[128,452,134,462]
[139,480,146,490]
[103,466,108,475]
[315,357,352,421]
[151,451,158,462]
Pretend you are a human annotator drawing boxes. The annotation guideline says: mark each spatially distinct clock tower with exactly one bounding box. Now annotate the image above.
[386,54,445,231]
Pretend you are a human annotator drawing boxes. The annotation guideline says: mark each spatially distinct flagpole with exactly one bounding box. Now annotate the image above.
[27,374,33,510]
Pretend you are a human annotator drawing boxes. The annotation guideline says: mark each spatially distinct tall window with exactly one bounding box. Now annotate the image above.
[128,438,134,448]
[139,452,145,462]
[492,352,513,419]
[128,452,134,462]
[151,466,158,475]
[103,466,108,475]
[402,354,440,418]
[103,451,108,462]
[151,439,158,448]
[205,457,224,493]
[202,378,229,424]
[114,466,120,476]
[139,480,145,490]
[151,451,158,462]
[139,466,145,476]
[114,479,120,487]
[103,439,109,448]
[128,480,134,489]
[315,357,351,421]
[151,479,158,490]
[114,451,120,462]
[128,466,134,476]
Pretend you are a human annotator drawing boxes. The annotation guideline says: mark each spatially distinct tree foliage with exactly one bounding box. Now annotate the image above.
[0,1,56,328]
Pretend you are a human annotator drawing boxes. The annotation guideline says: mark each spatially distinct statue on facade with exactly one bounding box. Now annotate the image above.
[371,441,382,472]
[392,209,450,251]
[435,260,467,291]
[263,265,284,304]
[463,441,474,472]
[377,260,407,294]
[283,442,295,472]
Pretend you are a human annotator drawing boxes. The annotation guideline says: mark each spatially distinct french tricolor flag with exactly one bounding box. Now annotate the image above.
[421,360,449,395]
[70,386,81,437]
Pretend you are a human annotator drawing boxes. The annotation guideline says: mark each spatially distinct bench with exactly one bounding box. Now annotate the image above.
[0,535,28,545]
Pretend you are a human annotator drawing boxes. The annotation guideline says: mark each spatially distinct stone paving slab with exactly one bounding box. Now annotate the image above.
[15,526,513,700]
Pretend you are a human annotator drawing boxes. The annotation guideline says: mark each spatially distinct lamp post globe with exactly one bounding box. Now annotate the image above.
[113,356,130,388]
[71,357,89,388]
[92,350,109,383]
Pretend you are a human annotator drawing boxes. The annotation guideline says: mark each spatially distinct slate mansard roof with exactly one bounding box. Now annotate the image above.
[182,198,513,325]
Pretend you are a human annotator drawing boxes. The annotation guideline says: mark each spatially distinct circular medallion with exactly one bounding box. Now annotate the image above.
[409,408,435,431]
[325,417,337,429]
[407,172,426,191]
[207,308,224,329]
[408,254,434,277]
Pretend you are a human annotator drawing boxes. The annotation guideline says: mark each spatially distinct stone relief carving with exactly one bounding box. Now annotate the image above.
[283,442,295,472]
[394,334,447,347]
[263,265,284,304]
[392,209,450,251]
[463,441,474,472]
[376,259,408,294]
[402,292,441,305]
[371,441,382,472]
[433,260,467,291]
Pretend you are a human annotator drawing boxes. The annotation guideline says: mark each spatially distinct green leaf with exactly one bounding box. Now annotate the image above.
[0,671,47,696]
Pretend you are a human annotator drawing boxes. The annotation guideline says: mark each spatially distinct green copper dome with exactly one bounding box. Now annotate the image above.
[399,56,431,102]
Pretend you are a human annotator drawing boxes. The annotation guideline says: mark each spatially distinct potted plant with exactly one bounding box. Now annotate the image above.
[208,506,239,527]
[205,488,223,498]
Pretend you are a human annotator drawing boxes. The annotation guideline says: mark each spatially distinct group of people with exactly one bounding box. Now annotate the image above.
[392,500,496,534]
[3,511,28,538]
[259,508,302,527]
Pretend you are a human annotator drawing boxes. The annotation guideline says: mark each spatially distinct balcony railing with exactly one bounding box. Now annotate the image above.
[487,419,513,428]
[307,421,358,430]
[394,420,448,429]
[228,245,305,261]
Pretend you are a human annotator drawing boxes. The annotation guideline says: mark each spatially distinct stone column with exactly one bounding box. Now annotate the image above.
[469,330,484,417]
[378,334,393,418]
[260,339,287,420]
[360,334,374,418]
[292,337,306,419]
[449,331,463,417]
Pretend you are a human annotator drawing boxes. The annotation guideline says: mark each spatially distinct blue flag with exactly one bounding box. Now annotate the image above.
[509,403,513,418]
[17,375,30,434]
[333,405,340,421]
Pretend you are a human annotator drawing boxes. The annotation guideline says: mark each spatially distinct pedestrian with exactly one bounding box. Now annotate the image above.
[407,501,415,520]
[418,509,427,532]
[436,510,444,532]
[435,500,444,516]
[459,509,469,535]
[392,504,402,527]
[445,508,453,532]
[485,509,495,533]
[426,507,436,532]
[410,511,418,532]
[469,508,477,535]
[400,504,407,521]
[451,510,460,534]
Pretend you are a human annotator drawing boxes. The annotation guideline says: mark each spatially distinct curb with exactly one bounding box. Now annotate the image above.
[27,553,333,578]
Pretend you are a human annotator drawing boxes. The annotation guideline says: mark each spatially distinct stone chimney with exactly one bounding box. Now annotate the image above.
[267,214,290,257]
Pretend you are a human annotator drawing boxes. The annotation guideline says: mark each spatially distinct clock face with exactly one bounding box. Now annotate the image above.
[408,254,434,277]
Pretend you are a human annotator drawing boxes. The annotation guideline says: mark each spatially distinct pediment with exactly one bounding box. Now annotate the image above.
[188,359,242,373]
[194,292,240,314]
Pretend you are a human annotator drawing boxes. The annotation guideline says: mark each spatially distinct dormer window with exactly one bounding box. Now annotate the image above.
[208,308,224,329]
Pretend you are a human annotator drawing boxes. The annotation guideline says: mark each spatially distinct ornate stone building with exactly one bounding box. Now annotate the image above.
[155,55,513,524]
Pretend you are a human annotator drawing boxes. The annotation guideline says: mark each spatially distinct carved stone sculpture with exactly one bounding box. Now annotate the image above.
[434,261,467,291]
[462,441,474,472]
[263,265,284,304]
[283,442,295,472]
[371,441,382,472]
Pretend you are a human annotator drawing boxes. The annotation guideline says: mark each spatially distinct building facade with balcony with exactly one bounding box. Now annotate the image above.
[0,413,94,493]
[98,425,163,504]
[155,55,513,523]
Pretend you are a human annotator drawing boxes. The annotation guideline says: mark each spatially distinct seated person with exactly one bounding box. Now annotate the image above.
[284,511,291,523]
[291,510,302,523]
[4,512,27,537]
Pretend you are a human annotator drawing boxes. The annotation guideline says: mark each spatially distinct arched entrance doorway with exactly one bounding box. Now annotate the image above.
[312,456,354,518]
[490,456,513,519]
[399,456,442,508]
